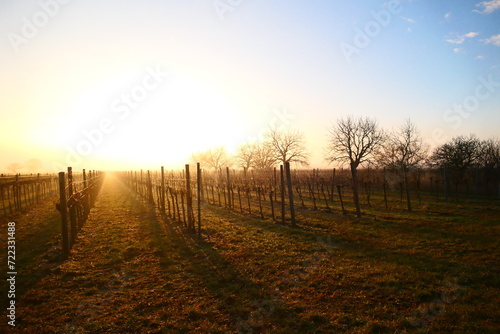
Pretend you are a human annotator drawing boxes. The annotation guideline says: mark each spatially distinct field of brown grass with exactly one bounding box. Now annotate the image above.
[1,173,499,333]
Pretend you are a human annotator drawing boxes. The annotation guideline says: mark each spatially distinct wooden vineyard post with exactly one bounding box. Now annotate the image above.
[444,165,449,206]
[246,188,251,214]
[166,188,171,218]
[280,165,285,224]
[204,182,209,205]
[81,169,88,226]
[231,187,235,212]
[67,167,77,245]
[296,186,305,208]
[147,171,154,205]
[23,181,29,207]
[403,165,412,212]
[321,184,330,211]
[285,162,296,226]
[83,169,87,189]
[135,171,138,195]
[309,184,317,210]
[217,186,221,206]
[201,168,206,202]
[180,190,187,226]
[364,182,371,207]
[417,169,422,205]
[1,185,6,217]
[273,167,278,201]
[257,187,264,219]
[399,180,404,203]
[337,185,346,215]
[237,187,243,213]
[226,167,232,210]
[58,172,70,255]
[7,183,12,215]
[170,189,178,221]
[331,168,336,202]
[383,168,388,209]
[269,190,275,221]
[140,170,143,198]
[197,163,202,236]
[15,175,20,211]
[36,173,40,203]
[209,185,213,205]
[185,164,194,232]
[161,166,166,216]
[430,176,434,198]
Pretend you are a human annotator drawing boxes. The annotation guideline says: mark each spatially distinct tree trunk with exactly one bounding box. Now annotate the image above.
[403,164,412,212]
[350,163,361,218]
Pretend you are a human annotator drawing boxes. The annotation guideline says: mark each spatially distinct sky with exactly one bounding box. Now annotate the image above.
[1,0,499,172]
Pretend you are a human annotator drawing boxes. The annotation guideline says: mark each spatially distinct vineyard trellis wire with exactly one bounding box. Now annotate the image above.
[119,164,202,235]
[119,163,499,236]
[0,173,58,217]
[56,168,105,255]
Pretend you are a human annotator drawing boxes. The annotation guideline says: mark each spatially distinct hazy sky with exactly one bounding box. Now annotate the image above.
[1,0,499,172]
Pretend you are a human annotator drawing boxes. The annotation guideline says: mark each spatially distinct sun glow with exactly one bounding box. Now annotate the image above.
[39,69,255,171]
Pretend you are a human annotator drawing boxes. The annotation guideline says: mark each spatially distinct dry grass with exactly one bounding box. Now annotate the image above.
[2,173,498,333]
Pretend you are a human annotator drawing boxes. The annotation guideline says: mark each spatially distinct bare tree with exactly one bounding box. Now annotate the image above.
[377,119,428,169]
[234,141,277,171]
[326,116,385,217]
[192,146,231,171]
[235,143,256,170]
[253,142,277,170]
[377,119,428,211]
[266,126,309,166]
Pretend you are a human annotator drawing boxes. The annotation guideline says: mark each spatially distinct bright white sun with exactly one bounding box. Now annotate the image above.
[37,68,257,170]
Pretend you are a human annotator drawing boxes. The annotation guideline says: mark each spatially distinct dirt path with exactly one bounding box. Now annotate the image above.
[17,174,233,333]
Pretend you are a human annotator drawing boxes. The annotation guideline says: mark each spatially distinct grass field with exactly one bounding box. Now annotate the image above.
[1,173,499,333]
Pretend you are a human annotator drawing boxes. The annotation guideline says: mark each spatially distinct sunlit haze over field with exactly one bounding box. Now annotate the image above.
[1,0,499,173]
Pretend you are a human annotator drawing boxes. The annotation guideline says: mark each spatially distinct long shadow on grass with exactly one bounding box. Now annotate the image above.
[0,209,66,309]
[302,204,499,247]
[206,206,489,283]
[132,197,326,333]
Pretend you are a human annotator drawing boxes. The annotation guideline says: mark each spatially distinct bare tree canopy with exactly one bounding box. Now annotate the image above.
[253,142,277,170]
[326,116,385,168]
[376,119,428,169]
[375,119,427,212]
[266,126,309,166]
[326,116,385,217]
[191,146,231,170]
[235,143,256,170]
